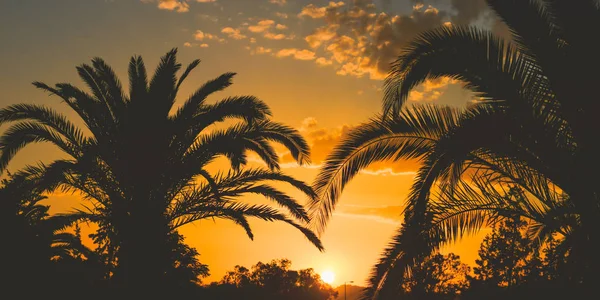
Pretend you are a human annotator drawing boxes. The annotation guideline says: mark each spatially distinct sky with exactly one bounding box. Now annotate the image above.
[1,0,497,287]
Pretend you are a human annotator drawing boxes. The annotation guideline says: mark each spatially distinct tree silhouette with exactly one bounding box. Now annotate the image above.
[310,0,599,297]
[402,253,470,299]
[203,259,338,300]
[0,174,105,295]
[472,216,540,287]
[0,49,322,294]
[463,215,577,299]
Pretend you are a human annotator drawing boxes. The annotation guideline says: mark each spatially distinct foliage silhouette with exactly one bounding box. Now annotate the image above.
[0,49,322,294]
[463,216,577,300]
[0,174,106,294]
[401,253,470,299]
[310,0,599,298]
[201,259,338,300]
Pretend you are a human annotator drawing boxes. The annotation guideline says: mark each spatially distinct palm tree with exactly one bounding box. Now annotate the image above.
[310,0,599,297]
[0,49,322,293]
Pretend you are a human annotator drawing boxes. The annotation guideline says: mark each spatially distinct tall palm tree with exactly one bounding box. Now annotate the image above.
[0,49,322,293]
[310,0,599,297]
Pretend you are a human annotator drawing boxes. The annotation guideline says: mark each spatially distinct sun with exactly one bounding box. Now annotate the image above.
[321,270,335,285]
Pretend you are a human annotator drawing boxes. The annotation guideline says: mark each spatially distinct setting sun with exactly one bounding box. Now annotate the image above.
[321,270,335,285]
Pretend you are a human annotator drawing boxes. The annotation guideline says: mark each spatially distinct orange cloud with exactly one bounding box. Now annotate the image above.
[269,0,286,5]
[315,57,333,66]
[155,0,189,12]
[275,12,289,19]
[248,19,275,33]
[194,30,219,41]
[275,48,316,60]
[221,27,246,40]
[335,205,404,225]
[264,32,287,40]
[298,2,345,19]
[251,46,272,55]
[298,1,449,81]
[305,25,339,48]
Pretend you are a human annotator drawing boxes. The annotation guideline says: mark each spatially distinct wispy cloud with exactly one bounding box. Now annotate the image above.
[333,205,404,225]
[250,46,273,55]
[275,12,288,19]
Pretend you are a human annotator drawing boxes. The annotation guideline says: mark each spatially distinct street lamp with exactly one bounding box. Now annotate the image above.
[344,281,354,300]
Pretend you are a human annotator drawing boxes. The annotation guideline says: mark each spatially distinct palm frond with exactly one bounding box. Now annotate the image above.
[0,122,77,171]
[383,26,537,115]
[311,105,461,233]
[176,59,201,91]
[128,55,149,104]
[91,57,127,117]
[148,48,181,117]
[0,103,86,151]
[174,72,237,121]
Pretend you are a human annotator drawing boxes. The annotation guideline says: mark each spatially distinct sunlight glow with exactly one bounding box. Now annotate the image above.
[321,270,335,284]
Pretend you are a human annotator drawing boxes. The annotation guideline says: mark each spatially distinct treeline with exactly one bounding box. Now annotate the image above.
[398,216,579,300]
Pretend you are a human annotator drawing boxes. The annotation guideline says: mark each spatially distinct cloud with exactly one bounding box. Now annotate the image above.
[408,77,455,101]
[298,1,448,80]
[409,90,425,101]
[264,32,287,40]
[276,24,288,30]
[149,0,189,12]
[360,168,416,176]
[269,0,286,5]
[275,48,316,60]
[275,12,289,19]
[248,19,276,33]
[251,46,273,55]
[298,1,346,19]
[183,42,210,48]
[305,25,339,48]
[334,205,404,225]
[194,30,219,41]
[196,0,215,2]
[198,13,219,22]
[316,57,333,66]
[221,27,246,40]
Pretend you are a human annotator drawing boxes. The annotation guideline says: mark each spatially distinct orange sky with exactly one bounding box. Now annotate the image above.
[1,0,495,287]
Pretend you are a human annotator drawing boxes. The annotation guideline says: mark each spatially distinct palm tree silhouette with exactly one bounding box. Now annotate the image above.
[0,49,322,293]
[310,0,599,298]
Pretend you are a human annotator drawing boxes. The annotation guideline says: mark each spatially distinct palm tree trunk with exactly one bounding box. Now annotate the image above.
[112,205,171,296]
